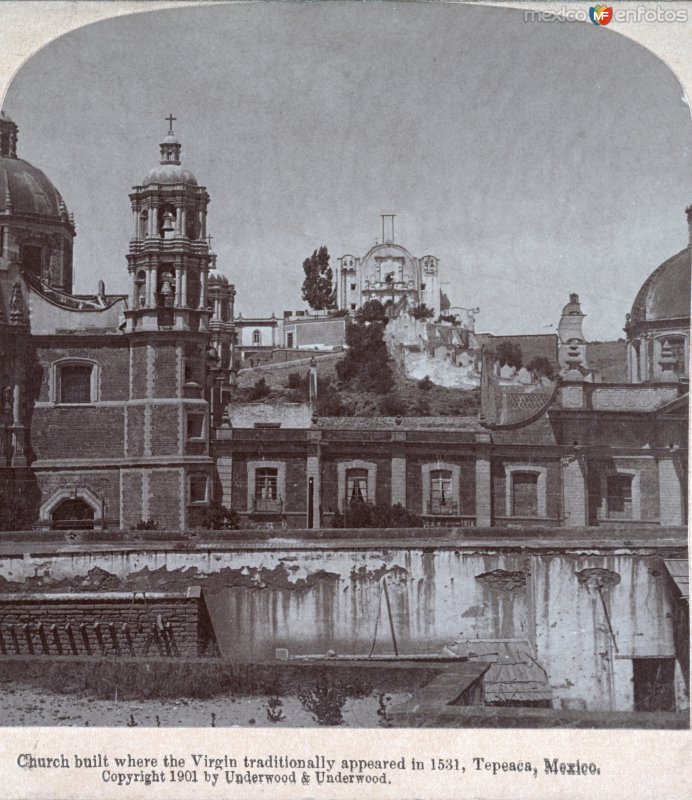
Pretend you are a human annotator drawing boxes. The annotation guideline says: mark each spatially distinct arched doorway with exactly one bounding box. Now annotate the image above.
[51,498,95,530]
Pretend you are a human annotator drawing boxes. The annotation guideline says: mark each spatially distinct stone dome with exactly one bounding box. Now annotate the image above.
[141,163,198,187]
[629,246,691,326]
[1,109,68,218]
[0,156,67,218]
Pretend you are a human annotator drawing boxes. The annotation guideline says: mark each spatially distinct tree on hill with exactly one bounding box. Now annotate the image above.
[337,300,393,393]
[495,341,523,369]
[302,246,336,310]
[412,303,434,321]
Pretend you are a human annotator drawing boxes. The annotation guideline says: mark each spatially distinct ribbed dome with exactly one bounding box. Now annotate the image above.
[630,246,691,325]
[0,156,66,217]
[141,163,198,187]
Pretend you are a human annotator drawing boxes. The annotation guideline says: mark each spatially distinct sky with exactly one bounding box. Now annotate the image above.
[3,2,691,339]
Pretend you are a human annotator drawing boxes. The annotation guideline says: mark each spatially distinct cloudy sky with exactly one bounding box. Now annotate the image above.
[4,2,690,339]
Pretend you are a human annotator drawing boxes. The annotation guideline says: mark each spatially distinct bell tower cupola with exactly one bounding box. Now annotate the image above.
[125,115,214,332]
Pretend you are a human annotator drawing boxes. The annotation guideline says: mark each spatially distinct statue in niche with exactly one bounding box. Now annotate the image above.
[9,280,25,324]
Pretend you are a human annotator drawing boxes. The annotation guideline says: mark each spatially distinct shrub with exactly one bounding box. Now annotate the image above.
[417,375,434,391]
[286,372,302,390]
[411,304,434,321]
[379,392,407,416]
[202,504,239,530]
[134,519,158,531]
[250,377,271,400]
[298,678,348,726]
[495,341,523,369]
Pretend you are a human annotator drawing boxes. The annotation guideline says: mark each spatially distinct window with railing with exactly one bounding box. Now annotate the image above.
[429,469,458,515]
[255,467,281,512]
[346,468,368,505]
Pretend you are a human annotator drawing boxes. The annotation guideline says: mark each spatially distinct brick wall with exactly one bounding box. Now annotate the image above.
[0,586,217,658]
[150,405,180,456]
[36,344,129,403]
[36,470,120,527]
[130,344,148,400]
[126,406,145,457]
[154,344,178,398]
[121,470,144,527]
[32,407,125,460]
[149,469,184,530]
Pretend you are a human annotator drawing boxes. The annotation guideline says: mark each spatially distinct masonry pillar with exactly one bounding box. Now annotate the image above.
[475,442,492,527]
[561,455,588,527]
[658,455,684,526]
[216,456,233,509]
[307,431,322,528]
[391,431,407,507]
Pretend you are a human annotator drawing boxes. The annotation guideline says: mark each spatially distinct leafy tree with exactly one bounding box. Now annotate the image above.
[250,377,270,400]
[336,301,393,394]
[526,356,555,378]
[495,341,523,369]
[437,314,459,325]
[412,304,434,321]
[302,246,336,310]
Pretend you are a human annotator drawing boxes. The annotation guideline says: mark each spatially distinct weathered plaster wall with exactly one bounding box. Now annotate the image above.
[0,545,680,712]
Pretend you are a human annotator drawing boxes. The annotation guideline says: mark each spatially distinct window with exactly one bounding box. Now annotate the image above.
[22,244,43,277]
[58,364,93,404]
[252,329,261,345]
[511,472,539,517]
[607,474,633,519]
[665,336,686,376]
[189,474,209,504]
[186,412,205,440]
[633,659,675,712]
[255,467,281,512]
[346,468,368,505]
[350,283,357,291]
[338,461,376,512]
[286,332,294,348]
[350,303,356,311]
[139,210,148,239]
[51,498,95,531]
[430,469,457,515]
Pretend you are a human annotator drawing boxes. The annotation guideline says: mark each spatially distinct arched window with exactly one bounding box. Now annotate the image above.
[139,210,148,239]
[252,329,261,346]
[135,270,146,309]
[51,498,95,530]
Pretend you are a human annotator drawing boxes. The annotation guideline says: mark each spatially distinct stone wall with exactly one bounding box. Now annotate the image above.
[0,541,684,712]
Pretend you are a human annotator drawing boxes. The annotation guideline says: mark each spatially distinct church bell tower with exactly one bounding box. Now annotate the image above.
[125,116,214,332]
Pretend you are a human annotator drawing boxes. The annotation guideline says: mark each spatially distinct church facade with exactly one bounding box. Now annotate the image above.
[0,110,689,536]
[0,112,235,531]
[336,222,442,318]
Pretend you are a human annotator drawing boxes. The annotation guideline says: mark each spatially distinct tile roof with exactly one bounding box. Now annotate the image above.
[445,640,552,704]
[317,416,484,432]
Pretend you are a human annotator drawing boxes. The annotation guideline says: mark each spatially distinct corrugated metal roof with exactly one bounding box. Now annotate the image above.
[663,558,689,601]
[446,640,552,704]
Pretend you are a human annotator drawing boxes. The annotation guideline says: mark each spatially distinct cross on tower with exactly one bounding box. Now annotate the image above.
[165,113,176,134]
[207,234,214,249]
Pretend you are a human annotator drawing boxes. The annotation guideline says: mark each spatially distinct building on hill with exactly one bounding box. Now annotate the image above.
[336,217,443,318]
[0,110,689,543]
